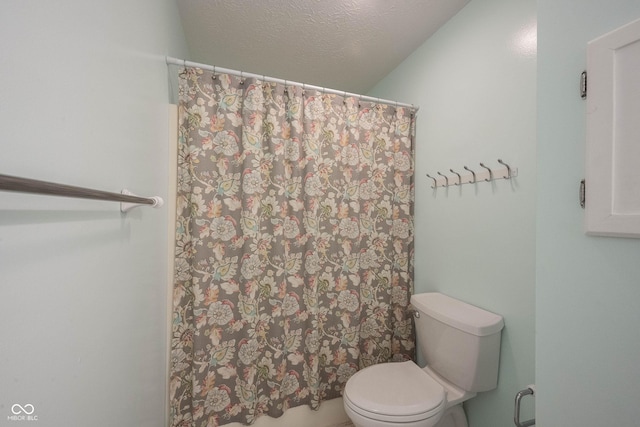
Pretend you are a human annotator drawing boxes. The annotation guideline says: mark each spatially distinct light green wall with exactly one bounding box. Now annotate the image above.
[0,1,188,425]
[369,1,536,426]
[6,1,639,426]
[537,1,640,425]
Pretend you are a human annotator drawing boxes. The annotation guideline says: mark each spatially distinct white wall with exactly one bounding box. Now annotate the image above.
[537,1,640,426]
[368,1,537,426]
[0,1,188,426]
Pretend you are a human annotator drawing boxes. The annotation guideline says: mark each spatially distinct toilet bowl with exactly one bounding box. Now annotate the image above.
[342,361,471,427]
[343,361,446,427]
[343,293,504,427]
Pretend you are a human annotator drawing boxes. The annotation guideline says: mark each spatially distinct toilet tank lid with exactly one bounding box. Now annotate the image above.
[411,293,504,336]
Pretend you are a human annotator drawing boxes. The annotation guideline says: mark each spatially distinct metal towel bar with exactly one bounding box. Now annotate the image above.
[514,385,535,427]
[0,173,163,213]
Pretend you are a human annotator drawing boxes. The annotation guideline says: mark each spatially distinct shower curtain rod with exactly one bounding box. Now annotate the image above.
[0,173,164,212]
[166,56,419,113]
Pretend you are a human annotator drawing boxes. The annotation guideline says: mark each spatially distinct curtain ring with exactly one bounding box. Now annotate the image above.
[179,59,187,77]
[212,65,217,80]
[240,71,244,85]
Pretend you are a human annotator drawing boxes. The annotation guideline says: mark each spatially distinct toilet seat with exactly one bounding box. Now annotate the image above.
[343,361,446,423]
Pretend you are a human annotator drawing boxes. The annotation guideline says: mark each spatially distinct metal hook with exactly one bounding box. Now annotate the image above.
[450,169,462,185]
[480,163,493,182]
[437,171,449,187]
[212,65,217,80]
[426,174,438,189]
[464,166,476,184]
[240,71,244,85]
[497,159,512,179]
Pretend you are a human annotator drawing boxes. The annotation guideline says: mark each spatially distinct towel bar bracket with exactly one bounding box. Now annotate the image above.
[120,189,164,213]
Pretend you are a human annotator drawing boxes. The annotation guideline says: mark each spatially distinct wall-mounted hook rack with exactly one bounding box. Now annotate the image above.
[426,160,517,188]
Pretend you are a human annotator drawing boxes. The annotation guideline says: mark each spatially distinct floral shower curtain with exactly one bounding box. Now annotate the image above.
[170,67,416,427]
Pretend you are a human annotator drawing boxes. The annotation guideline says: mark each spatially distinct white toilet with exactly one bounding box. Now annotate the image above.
[343,292,504,427]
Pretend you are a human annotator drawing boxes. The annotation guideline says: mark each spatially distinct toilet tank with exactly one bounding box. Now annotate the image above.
[410,293,504,392]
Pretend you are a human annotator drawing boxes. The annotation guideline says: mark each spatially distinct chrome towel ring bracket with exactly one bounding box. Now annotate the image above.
[514,385,535,427]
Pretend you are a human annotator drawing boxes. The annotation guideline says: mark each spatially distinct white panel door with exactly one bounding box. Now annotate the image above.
[586,17,640,237]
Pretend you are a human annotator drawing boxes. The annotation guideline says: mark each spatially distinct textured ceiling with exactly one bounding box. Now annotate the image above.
[176,0,470,94]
